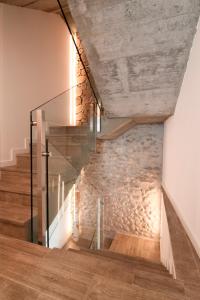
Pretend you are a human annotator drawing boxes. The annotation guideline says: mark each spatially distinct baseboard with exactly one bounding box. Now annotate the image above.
[162,184,200,259]
[0,137,29,167]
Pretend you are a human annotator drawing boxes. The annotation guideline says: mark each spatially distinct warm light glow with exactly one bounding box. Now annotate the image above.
[64,186,73,236]
[69,35,77,126]
[57,174,61,218]
[97,105,101,133]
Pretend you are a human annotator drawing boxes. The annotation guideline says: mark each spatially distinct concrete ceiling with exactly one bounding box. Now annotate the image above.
[67,0,200,119]
[0,0,69,14]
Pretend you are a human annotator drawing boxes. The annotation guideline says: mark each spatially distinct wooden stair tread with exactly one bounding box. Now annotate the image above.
[0,249,183,300]
[41,251,186,299]
[0,234,50,257]
[0,235,188,300]
[67,248,170,277]
[45,249,185,299]
[48,132,88,137]
[17,153,71,159]
[0,249,90,300]
[49,141,85,146]
[0,178,75,196]
[71,248,167,272]
[0,180,31,195]
[0,166,36,174]
[0,202,33,225]
[109,233,160,262]
[49,248,169,281]
[49,125,89,132]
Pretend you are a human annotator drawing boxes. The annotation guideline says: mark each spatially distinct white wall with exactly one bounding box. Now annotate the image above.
[163,19,200,256]
[0,3,71,164]
[0,6,3,163]
[160,195,176,278]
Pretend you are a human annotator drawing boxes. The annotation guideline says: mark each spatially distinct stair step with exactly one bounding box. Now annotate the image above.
[49,125,89,135]
[0,248,90,300]
[41,252,184,300]
[16,153,36,170]
[0,169,35,185]
[78,249,171,277]
[0,180,31,195]
[74,248,168,275]
[0,201,34,240]
[49,248,171,284]
[109,233,160,262]
[48,248,135,284]
[0,234,49,258]
[16,152,74,170]
[0,166,34,174]
[0,202,31,224]
[46,249,186,299]
[0,190,32,207]
[1,165,74,178]
[0,235,188,300]
[50,144,83,157]
[48,134,89,144]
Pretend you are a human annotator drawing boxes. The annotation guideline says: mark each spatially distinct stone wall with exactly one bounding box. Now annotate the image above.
[76,35,95,125]
[78,124,163,239]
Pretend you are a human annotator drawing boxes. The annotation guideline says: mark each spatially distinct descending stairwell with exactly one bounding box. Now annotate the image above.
[0,1,199,299]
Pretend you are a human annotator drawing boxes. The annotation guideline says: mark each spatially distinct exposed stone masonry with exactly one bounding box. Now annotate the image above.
[75,35,95,125]
[78,124,163,239]
[73,26,164,241]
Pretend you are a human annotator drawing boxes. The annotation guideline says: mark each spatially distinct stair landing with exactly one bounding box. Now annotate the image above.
[109,233,160,262]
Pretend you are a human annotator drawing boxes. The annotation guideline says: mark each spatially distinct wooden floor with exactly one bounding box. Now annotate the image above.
[0,234,188,300]
[109,233,160,262]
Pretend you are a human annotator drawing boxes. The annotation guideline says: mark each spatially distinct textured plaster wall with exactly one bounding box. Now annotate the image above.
[78,124,163,239]
[68,0,200,119]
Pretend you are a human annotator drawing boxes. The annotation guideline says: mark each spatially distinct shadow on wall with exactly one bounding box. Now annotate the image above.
[78,124,163,240]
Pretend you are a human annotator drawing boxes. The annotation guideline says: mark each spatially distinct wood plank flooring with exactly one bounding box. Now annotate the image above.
[109,233,160,262]
[0,234,188,300]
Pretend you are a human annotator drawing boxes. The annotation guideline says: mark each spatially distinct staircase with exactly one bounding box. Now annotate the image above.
[0,125,91,242]
[0,2,199,299]
[0,234,187,300]
[0,153,33,241]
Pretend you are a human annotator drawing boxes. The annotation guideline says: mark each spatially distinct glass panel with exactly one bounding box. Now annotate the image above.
[89,198,104,250]
[47,140,78,248]
[30,83,98,248]
[30,0,102,247]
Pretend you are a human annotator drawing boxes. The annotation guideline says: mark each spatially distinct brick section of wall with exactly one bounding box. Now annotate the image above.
[76,36,95,125]
[78,124,163,239]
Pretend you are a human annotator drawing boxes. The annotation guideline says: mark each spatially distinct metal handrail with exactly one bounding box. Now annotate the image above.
[57,0,102,111]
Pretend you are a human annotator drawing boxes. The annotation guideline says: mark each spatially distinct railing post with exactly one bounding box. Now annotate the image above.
[36,110,48,246]
[97,198,101,250]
